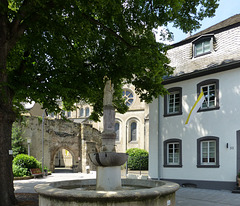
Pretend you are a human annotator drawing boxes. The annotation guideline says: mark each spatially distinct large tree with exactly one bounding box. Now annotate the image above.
[0,0,218,205]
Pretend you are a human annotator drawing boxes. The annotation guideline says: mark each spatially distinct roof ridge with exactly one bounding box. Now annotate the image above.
[178,14,240,43]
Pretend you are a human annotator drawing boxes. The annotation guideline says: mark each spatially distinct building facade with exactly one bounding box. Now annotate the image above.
[48,84,149,153]
[149,15,240,190]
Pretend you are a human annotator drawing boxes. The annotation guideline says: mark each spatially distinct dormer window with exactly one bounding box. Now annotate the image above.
[193,35,214,57]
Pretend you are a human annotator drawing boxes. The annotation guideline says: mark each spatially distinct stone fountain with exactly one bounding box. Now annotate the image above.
[89,79,128,191]
[34,80,179,206]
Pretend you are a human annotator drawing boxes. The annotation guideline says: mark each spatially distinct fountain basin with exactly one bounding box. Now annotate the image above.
[34,179,179,206]
[89,152,128,166]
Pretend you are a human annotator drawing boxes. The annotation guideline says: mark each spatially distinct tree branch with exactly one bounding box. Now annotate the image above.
[81,13,137,49]
[8,0,56,52]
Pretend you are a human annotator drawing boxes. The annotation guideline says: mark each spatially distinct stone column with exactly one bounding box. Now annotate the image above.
[101,79,116,152]
[90,79,128,191]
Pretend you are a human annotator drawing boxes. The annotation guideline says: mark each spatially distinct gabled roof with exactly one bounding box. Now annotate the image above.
[173,14,240,46]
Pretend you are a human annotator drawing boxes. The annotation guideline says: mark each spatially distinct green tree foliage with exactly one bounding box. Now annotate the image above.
[5,0,219,120]
[126,148,148,170]
[11,121,27,157]
[0,0,219,205]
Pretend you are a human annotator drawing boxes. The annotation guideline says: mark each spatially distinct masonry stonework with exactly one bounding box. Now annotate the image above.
[22,117,101,173]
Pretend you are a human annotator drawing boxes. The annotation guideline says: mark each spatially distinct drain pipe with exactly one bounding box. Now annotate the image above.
[42,111,45,175]
[158,96,162,180]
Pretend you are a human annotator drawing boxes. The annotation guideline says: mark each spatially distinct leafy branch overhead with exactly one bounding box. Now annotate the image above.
[4,0,219,120]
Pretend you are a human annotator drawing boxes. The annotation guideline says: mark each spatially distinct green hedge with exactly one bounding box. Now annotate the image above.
[126,148,148,170]
[12,164,29,177]
[13,154,42,177]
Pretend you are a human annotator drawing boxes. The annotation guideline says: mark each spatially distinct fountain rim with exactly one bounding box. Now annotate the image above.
[34,178,179,202]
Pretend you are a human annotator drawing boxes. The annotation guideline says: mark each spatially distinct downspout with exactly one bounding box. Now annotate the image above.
[158,95,162,180]
[125,124,128,151]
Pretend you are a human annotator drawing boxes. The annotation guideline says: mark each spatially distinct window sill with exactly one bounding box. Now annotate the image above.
[197,164,220,168]
[164,112,182,117]
[163,164,182,168]
[128,141,138,144]
[198,106,220,113]
[194,51,211,58]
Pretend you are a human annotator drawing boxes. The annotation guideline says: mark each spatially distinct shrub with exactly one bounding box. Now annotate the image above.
[12,164,29,177]
[12,154,42,177]
[13,154,41,169]
[126,148,148,170]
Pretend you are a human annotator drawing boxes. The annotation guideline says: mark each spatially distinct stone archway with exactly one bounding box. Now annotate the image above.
[53,147,74,172]
[50,145,80,173]
[22,117,102,173]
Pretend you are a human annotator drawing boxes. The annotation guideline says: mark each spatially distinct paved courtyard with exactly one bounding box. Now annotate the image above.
[176,187,240,206]
[14,172,240,205]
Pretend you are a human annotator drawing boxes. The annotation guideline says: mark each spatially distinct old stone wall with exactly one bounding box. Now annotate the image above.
[21,116,101,173]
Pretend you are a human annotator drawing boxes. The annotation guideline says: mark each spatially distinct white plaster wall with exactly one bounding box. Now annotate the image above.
[149,98,160,178]
[150,68,240,182]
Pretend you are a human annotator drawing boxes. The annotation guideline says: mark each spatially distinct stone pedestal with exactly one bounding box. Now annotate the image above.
[101,105,116,152]
[96,166,122,191]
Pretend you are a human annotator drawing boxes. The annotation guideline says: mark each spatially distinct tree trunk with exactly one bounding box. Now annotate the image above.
[0,110,16,206]
[0,55,17,205]
[0,8,17,204]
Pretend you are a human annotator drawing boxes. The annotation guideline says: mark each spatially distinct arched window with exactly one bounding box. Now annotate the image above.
[122,89,134,107]
[85,107,90,117]
[67,111,71,118]
[80,108,84,117]
[115,122,120,141]
[130,122,137,141]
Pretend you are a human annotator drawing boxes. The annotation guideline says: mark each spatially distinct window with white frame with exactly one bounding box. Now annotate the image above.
[164,139,182,167]
[197,79,219,111]
[115,122,120,142]
[197,136,219,168]
[168,91,180,114]
[195,39,211,56]
[164,87,182,117]
[193,35,213,57]
[201,140,216,165]
[167,142,180,165]
[201,84,216,109]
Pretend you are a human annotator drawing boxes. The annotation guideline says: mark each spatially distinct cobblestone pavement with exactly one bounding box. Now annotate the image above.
[176,187,240,206]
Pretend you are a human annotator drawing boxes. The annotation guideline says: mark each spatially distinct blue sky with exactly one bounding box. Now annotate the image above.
[169,0,240,43]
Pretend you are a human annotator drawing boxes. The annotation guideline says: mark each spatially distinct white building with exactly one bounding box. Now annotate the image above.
[149,14,240,190]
